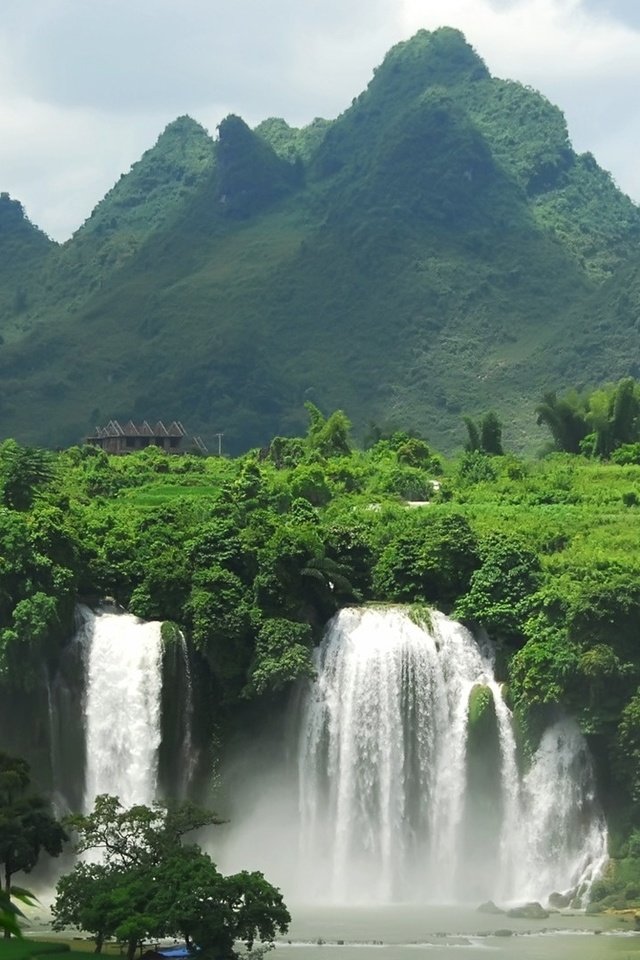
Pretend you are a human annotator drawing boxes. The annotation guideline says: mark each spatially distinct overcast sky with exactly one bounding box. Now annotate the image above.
[1,0,639,241]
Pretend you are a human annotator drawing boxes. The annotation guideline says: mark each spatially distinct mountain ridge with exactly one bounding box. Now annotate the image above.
[1,27,639,453]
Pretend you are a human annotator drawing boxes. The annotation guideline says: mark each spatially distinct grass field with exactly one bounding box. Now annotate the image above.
[0,941,97,960]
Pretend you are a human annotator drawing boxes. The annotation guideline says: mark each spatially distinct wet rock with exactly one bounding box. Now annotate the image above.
[549,891,572,908]
[477,900,505,914]
[494,929,513,937]
[507,901,550,920]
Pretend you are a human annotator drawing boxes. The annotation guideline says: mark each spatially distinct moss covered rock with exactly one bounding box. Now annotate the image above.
[161,620,183,648]
[548,891,572,908]
[507,901,550,919]
[468,683,494,731]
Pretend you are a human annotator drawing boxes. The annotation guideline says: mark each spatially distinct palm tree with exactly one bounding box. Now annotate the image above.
[535,390,589,453]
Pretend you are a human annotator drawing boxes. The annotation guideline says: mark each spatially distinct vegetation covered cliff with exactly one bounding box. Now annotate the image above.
[0,400,639,911]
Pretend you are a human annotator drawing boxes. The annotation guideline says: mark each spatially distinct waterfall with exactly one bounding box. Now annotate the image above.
[44,667,56,792]
[79,604,164,811]
[177,629,197,798]
[297,606,607,905]
[514,719,608,901]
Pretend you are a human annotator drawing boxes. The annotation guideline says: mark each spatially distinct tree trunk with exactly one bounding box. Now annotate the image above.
[127,937,137,960]
[94,935,104,953]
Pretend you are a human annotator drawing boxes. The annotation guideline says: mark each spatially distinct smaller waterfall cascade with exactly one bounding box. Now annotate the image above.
[298,607,607,905]
[513,719,608,901]
[177,629,197,798]
[79,605,164,811]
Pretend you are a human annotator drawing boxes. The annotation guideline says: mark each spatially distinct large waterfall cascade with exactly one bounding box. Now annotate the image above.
[79,604,164,811]
[298,606,608,905]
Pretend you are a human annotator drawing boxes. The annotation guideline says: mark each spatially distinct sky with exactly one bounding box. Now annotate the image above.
[1,0,640,241]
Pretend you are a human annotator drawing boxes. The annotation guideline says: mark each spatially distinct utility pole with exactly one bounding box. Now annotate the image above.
[213,432,224,456]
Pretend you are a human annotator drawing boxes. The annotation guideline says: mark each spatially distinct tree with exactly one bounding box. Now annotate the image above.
[463,416,481,453]
[0,440,55,511]
[455,534,541,642]
[536,379,640,458]
[585,378,640,458]
[373,513,479,604]
[64,794,222,869]
[617,692,640,803]
[0,886,37,938]
[535,390,588,453]
[586,387,614,458]
[304,403,352,457]
[463,411,503,455]
[52,863,121,952]
[186,566,254,688]
[142,847,290,957]
[479,411,503,456]
[0,753,66,937]
[55,796,289,960]
[395,436,432,468]
[611,377,639,446]
[244,618,314,697]
[289,464,331,506]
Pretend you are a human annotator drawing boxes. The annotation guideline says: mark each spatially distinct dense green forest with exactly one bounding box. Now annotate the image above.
[0,393,640,908]
[1,27,640,452]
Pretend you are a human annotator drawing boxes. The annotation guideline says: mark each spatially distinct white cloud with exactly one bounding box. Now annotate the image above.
[0,96,169,236]
[399,0,640,82]
[398,0,640,196]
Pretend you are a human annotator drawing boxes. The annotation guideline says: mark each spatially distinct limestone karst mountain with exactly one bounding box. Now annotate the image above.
[1,27,639,452]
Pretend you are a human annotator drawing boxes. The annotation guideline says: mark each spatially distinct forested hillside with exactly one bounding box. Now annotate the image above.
[1,27,639,452]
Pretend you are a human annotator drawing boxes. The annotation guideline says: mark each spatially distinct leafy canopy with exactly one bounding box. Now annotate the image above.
[55,796,289,959]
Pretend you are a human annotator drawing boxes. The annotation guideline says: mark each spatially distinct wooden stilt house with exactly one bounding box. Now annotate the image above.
[86,419,187,454]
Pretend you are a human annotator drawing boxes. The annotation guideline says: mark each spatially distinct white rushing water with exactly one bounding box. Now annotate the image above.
[79,604,163,811]
[513,719,609,902]
[297,606,607,905]
[177,627,197,798]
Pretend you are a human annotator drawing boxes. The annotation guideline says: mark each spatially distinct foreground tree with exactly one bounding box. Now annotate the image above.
[54,796,290,959]
[52,862,122,952]
[63,793,222,868]
[0,753,67,937]
[140,847,290,958]
[0,886,37,938]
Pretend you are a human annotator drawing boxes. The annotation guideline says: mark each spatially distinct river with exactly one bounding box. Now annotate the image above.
[273,905,640,960]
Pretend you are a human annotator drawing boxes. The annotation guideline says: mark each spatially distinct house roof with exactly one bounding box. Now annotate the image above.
[88,419,187,440]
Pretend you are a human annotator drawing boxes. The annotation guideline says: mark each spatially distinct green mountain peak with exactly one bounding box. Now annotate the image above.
[0,193,51,244]
[215,114,301,217]
[75,115,215,240]
[0,193,53,316]
[160,114,210,138]
[370,27,489,97]
[43,112,217,305]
